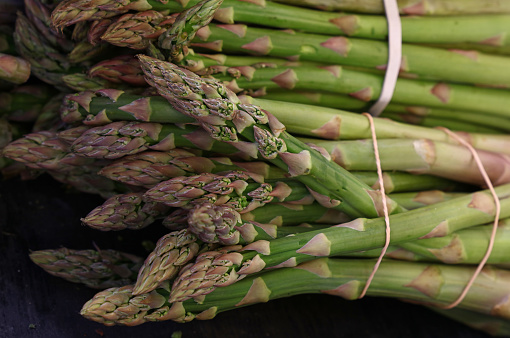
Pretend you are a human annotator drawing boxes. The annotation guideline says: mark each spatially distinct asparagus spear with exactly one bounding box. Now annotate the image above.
[387,190,467,211]
[82,192,172,231]
[83,187,348,232]
[98,150,286,188]
[70,121,241,159]
[142,171,312,211]
[0,53,31,84]
[158,0,224,63]
[88,55,147,87]
[14,12,80,89]
[299,137,510,187]
[134,216,331,295]
[50,0,510,48]
[399,219,510,265]
[220,66,510,118]
[59,89,510,156]
[379,112,503,134]
[2,130,96,171]
[138,55,407,219]
[100,10,176,50]
[272,0,510,15]
[30,247,143,289]
[186,23,510,87]
[80,257,510,325]
[165,182,510,303]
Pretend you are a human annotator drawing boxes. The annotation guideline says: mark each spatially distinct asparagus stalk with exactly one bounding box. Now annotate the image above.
[247,98,510,156]
[143,171,315,212]
[30,247,143,289]
[70,121,241,159]
[220,66,510,118]
[165,182,510,303]
[100,11,176,50]
[0,53,31,84]
[134,217,330,294]
[158,0,224,63]
[88,55,148,87]
[59,89,510,156]
[299,137,510,187]
[139,55,407,219]
[98,150,286,188]
[272,0,510,15]
[379,112,503,134]
[2,130,96,171]
[387,190,467,211]
[82,192,172,231]
[51,0,510,48]
[14,12,81,89]
[131,229,208,295]
[61,73,124,91]
[259,89,510,133]
[185,23,510,87]
[80,257,510,325]
[399,219,510,265]
[351,171,472,194]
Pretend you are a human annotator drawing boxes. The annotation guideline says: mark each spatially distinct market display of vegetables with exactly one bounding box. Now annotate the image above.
[3,0,510,336]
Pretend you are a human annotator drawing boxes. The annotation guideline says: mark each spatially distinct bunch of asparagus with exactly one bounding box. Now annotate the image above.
[4,0,510,336]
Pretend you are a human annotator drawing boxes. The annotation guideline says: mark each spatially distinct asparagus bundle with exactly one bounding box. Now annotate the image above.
[6,0,510,335]
[81,257,510,325]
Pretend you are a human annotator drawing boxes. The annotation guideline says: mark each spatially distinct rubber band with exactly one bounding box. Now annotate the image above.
[437,127,501,309]
[369,0,402,117]
[358,113,391,299]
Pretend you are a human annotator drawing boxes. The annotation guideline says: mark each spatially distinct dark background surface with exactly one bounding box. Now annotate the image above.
[0,175,492,338]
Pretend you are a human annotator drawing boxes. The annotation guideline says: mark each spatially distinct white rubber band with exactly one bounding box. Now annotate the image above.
[369,0,402,117]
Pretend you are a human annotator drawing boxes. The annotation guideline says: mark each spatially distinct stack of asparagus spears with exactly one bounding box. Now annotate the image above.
[4,0,510,335]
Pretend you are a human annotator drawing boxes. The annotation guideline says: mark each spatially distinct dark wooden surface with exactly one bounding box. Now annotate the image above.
[0,175,492,338]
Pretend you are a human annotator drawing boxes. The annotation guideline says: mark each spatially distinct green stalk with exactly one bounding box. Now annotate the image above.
[139,54,407,219]
[351,171,472,194]
[60,89,510,156]
[300,137,510,187]
[381,105,510,133]
[30,247,143,289]
[217,66,510,118]
[247,98,510,157]
[386,190,467,211]
[186,23,510,87]
[399,219,510,265]
[80,257,510,325]
[379,112,503,134]
[51,0,510,47]
[263,89,510,133]
[164,183,510,303]
[272,0,510,15]
[133,221,330,295]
